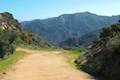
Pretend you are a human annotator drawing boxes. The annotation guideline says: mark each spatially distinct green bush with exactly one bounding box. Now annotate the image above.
[0,30,18,59]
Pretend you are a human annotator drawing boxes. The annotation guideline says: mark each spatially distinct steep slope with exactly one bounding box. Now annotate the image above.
[0,12,21,31]
[21,12,119,45]
[0,12,50,48]
[0,12,50,59]
[58,37,81,49]
[0,12,23,59]
[75,23,120,80]
[59,30,100,48]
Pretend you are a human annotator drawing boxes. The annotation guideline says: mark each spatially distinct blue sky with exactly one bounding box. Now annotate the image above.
[0,0,120,21]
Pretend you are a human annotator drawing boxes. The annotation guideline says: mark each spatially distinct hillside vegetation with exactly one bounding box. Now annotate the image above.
[75,22,120,80]
[0,12,50,59]
[58,30,100,49]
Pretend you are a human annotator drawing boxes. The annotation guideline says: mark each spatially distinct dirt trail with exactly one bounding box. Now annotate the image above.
[1,48,94,80]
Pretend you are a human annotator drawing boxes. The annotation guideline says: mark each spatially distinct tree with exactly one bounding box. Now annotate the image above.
[0,30,18,59]
[119,20,120,23]
[100,27,113,39]
[111,24,120,33]
[118,16,120,23]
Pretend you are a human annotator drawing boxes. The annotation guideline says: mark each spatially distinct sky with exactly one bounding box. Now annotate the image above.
[0,0,120,21]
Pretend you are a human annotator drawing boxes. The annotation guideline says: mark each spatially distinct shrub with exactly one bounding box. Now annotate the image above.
[0,30,18,59]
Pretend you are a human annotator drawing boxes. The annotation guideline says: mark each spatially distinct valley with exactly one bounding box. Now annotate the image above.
[0,5,120,80]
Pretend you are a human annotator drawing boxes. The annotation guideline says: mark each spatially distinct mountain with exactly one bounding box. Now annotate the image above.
[58,37,81,49]
[59,30,100,49]
[75,23,120,80]
[21,12,119,45]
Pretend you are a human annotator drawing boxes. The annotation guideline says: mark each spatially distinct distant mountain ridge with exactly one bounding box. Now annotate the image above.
[21,12,119,45]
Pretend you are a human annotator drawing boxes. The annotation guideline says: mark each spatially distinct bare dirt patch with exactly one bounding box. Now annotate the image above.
[1,48,94,80]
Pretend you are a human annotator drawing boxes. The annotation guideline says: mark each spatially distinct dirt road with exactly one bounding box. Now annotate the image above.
[1,48,94,80]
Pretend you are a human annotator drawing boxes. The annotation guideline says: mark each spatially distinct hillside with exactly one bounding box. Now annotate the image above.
[0,12,50,59]
[0,12,21,31]
[58,30,100,48]
[21,12,119,45]
[75,22,120,80]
